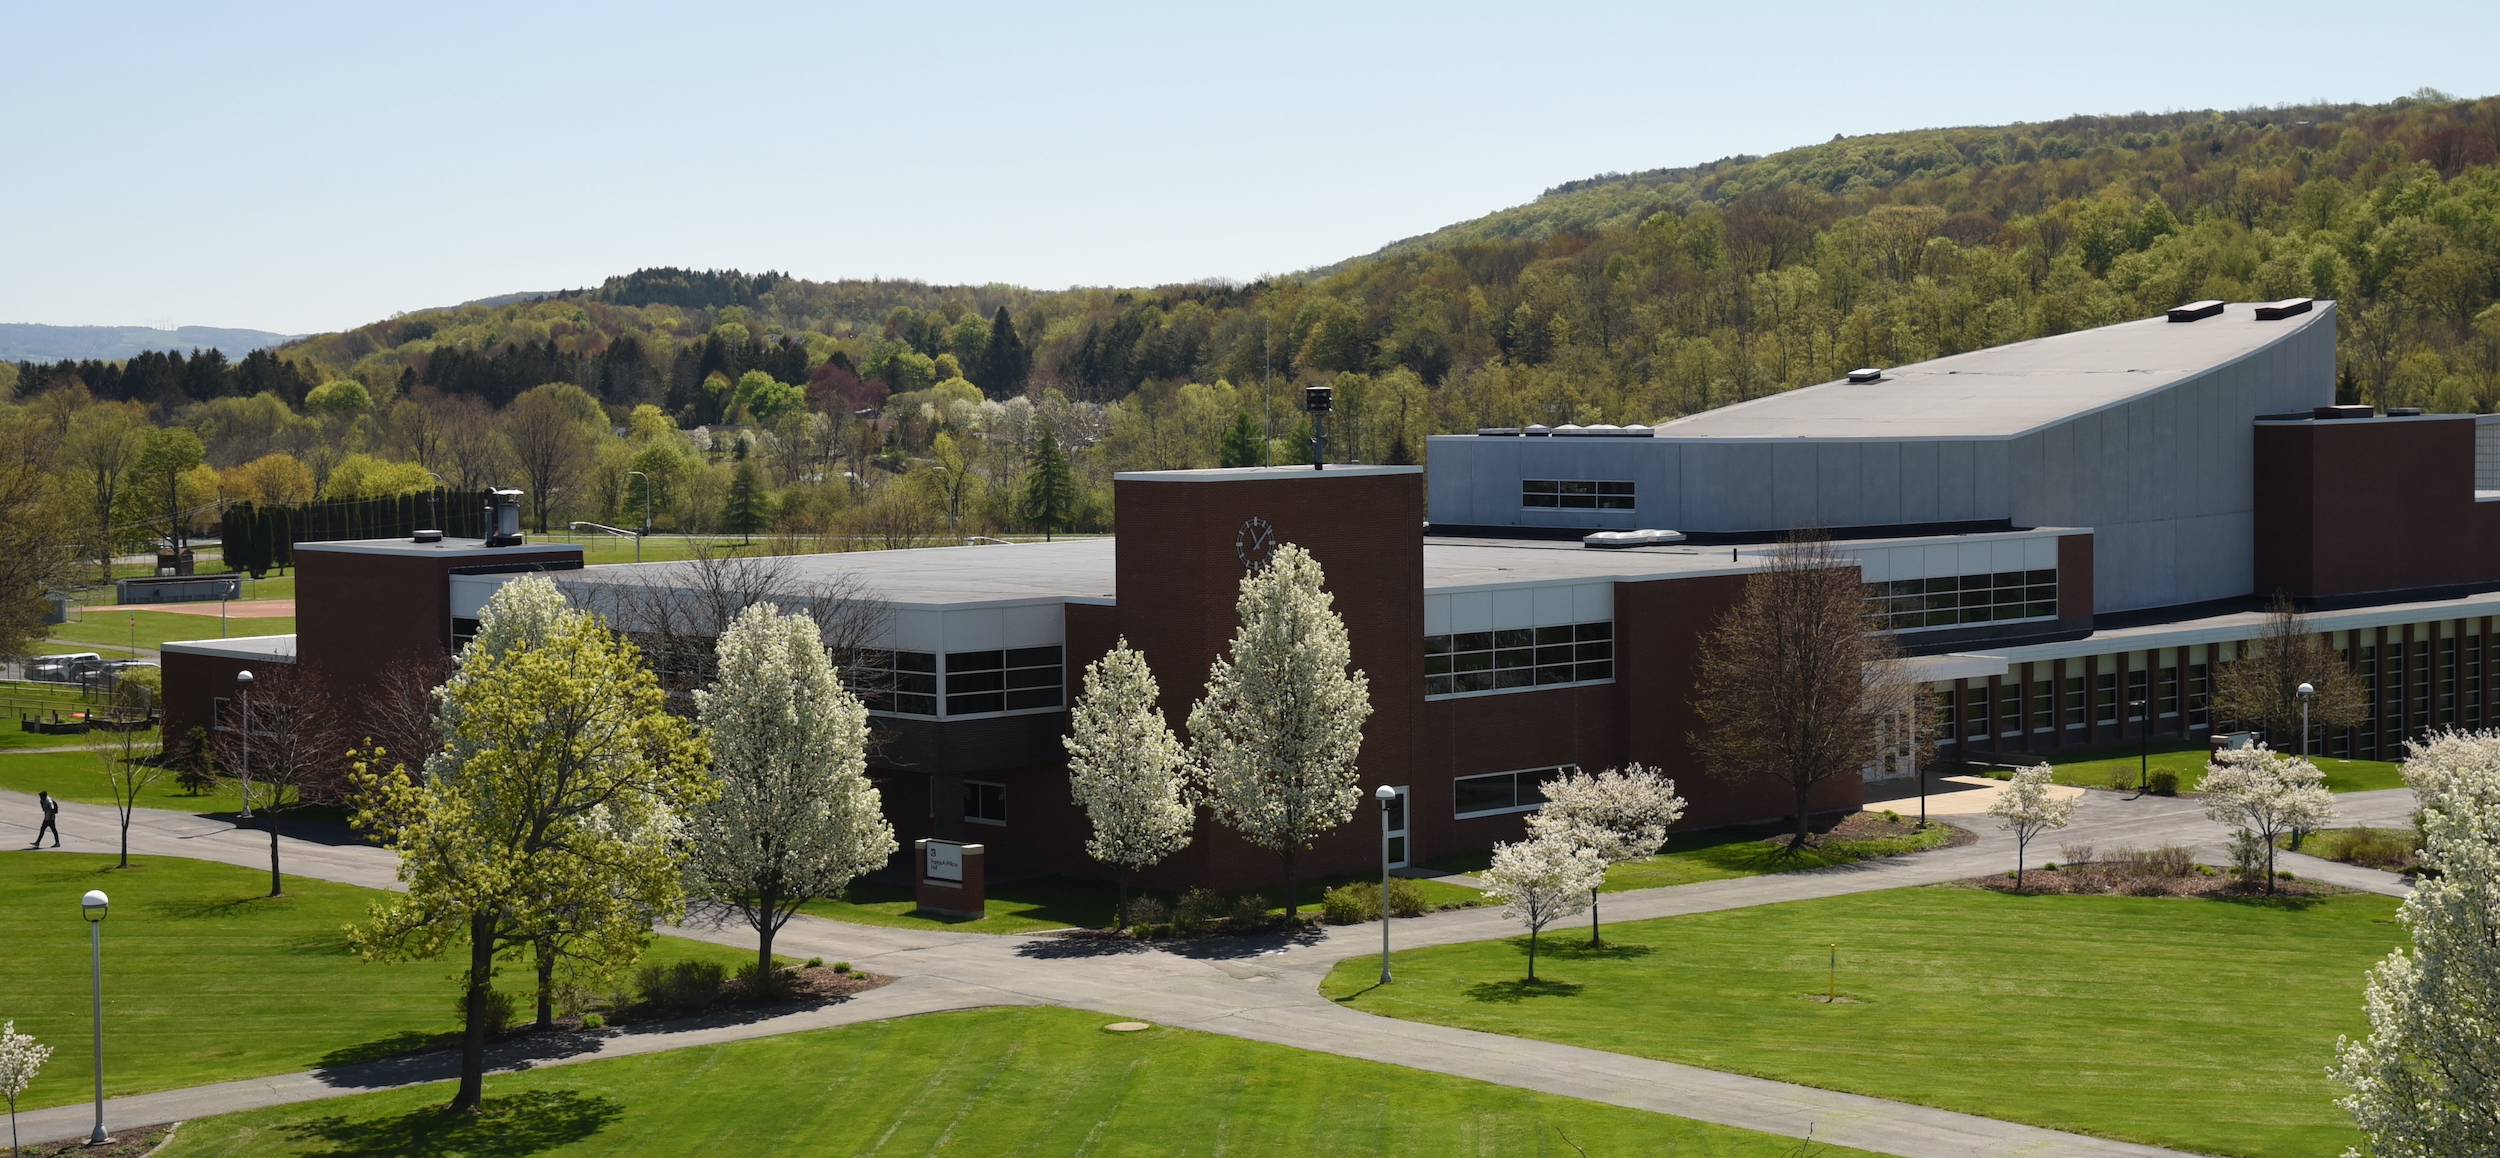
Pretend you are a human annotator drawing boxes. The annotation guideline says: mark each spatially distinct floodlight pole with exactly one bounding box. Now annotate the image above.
[2298,682,2314,758]
[2132,698,2149,793]
[83,889,108,1145]
[627,471,651,564]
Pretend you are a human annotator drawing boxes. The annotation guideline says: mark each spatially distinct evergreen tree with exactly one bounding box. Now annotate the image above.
[976,306,1030,398]
[1021,432,1075,541]
[1219,412,1264,468]
[720,460,770,543]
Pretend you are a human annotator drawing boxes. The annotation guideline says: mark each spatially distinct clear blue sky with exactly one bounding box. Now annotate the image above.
[2,1,2493,336]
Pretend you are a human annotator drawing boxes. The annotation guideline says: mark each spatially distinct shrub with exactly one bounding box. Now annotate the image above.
[579,1012,605,1030]
[2147,770,2180,795]
[2104,766,2136,791]
[2227,830,2270,878]
[804,957,824,968]
[1320,884,1378,925]
[459,987,516,1037]
[634,959,726,1010]
[832,961,852,974]
[2059,843,2096,865]
[1172,887,1223,933]
[1385,877,1433,918]
[1226,893,1269,927]
[738,961,794,1001]
[174,726,219,795]
[1124,896,1167,927]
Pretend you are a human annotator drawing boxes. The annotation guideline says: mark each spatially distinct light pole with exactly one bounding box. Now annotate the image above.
[234,670,253,820]
[1374,784,1396,985]
[2131,697,2149,794]
[627,471,651,564]
[82,889,108,1145]
[2298,682,2315,757]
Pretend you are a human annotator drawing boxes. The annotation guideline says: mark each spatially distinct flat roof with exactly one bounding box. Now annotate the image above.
[1112,465,1421,482]
[161,634,298,661]
[1645,301,2332,441]
[295,538,584,560]
[562,538,1118,609]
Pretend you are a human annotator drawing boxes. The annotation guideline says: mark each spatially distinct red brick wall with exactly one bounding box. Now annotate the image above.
[292,544,578,736]
[159,649,284,746]
[2057,533,2095,622]
[2255,418,2482,599]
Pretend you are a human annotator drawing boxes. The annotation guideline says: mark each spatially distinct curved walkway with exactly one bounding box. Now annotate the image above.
[0,785,2414,1156]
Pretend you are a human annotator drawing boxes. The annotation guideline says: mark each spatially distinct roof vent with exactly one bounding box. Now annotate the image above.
[1583,529,1686,550]
[2313,405,2372,420]
[412,529,443,543]
[2167,300,2225,323]
[1475,427,1520,436]
[2255,298,2314,320]
[2387,407,2425,417]
[1523,425,1552,437]
[1846,367,1884,383]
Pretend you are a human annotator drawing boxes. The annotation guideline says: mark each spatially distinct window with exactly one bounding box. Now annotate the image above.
[2064,675,2085,728]
[2189,663,2210,728]
[2159,665,2179,718]
[452,617,480,652]
[2467,636,2483,711]
[944,647,1064,716]
[1933,690,1957,743]
[1425,622,1613,697]
[1868,570,2056,632]
[1453,765,1571,819]
[1963,685,1988,741]
[2127,670,2148,722]
[854,650,938,716]
[1998,680,2022,737]
[963,780,1006,825]
[2439,636,2457,725]
[2412,642,2432,732]
[2031,679,2053,732]
[211,696,231,732]
[2095,672,2119,726]
[1522,480,1633,510]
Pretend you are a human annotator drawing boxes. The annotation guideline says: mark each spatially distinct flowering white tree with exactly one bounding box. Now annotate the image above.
[1,1020,53,1157]
[1189,544,1372,918]
[1528,763,1685,947]
[1065,638,1193,929]
[2333,730,2500,1154]
[685,603,897,980]
[1988,764,2077,889]
[2201,743,2336,894]
[1481,836,1606,981]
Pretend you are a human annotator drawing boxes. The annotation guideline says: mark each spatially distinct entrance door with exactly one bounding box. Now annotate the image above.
[1384,786,1410,870]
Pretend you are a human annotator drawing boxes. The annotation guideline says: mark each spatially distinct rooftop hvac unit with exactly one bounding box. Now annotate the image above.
[484,488,526,547]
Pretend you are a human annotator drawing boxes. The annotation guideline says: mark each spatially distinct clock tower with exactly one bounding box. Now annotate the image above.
[1107,464,1425,889]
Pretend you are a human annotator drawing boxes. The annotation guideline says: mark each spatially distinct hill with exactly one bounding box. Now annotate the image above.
[0,323,296,362]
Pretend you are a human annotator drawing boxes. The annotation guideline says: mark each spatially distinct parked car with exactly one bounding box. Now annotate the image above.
[30,653,102,682]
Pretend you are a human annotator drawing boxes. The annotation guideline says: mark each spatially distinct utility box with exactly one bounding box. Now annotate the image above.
[914,838,986,919]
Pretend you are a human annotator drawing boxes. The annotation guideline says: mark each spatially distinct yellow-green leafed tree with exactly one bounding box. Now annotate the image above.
[347,576,710,1113]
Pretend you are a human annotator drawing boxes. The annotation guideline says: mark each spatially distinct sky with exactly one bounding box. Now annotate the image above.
[3,1,2495,337]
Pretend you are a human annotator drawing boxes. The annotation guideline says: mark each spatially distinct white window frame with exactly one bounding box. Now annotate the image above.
[1453,764,1575,820]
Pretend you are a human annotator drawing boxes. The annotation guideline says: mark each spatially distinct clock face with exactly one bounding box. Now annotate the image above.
[1235,516,1277,571]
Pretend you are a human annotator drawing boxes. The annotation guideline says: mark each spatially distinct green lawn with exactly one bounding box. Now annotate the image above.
[1425,814,1959,892]
[0,853,755,1112]
[159,1006,1880,1158]
[2041,743,2406,793]
[1322,886,2397,1158]
[0,748,241,812]
[46,609,295,655]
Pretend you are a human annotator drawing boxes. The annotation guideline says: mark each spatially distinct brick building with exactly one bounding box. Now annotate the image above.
[161,297,2496,888]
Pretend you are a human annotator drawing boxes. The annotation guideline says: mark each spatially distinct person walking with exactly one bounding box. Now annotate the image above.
[32,790,61,848]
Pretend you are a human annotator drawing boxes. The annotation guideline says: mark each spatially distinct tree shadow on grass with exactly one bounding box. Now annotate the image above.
[1462,978,1584,1004]
[2213,893,2325,912]
[1540,940,1656,962]
[282,1088,623,1157]
[144,893,298,921]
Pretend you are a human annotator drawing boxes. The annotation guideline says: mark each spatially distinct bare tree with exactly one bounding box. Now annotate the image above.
[1692,533,1929,848]
[210,663,350,896]
[504,389,594,532]
[360,652,453,776]
[436,394,512,493]
[2213,595,2367,749]
[89,724,165,868]
[564,542,892,709]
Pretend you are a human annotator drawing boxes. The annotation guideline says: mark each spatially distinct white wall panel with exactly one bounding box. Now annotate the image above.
[1492,588,1535,630]
[1574,583,1611,623]
[1533,584,1576,626]
[1448,592,1492,634]
[1424,594,1451,636]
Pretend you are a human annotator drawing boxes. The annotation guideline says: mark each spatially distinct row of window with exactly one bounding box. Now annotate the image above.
[1869,570,2057,633]
[1453,765,1572,818]
[1426,621,1614,697]
[852,647,1064,718]
[1937,664,2210,741]
[1522,479,1635,509]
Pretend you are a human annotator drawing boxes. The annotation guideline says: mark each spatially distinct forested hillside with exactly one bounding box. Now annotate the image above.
[4,88,2498,604]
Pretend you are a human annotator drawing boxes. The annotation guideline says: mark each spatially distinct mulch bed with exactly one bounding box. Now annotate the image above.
[1822,810,1979,849]
[1958,864,2354,898]
[491,965,894,1041]
[14,1123,176,1157]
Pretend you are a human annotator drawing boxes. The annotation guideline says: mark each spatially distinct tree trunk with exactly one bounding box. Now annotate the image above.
[1527,927,1539,981]
[2015,840,2026,891]
[757,881,781,986]
[267,811,282,897]
[535,939,555,1030]
[1792,779,1814,849]
[118,811,131,868]
[1117,877,1129,932]
[454,913,495,1112]
[1590,888,1603,946]
[1284,848,1298,920]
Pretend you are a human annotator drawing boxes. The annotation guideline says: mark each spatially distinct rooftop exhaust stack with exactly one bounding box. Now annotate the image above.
[2255,298,2314,320]
[484,488,526,547]
[2166,299,2225,323]
[1304,385,1332,470]
[1846,367,1884,383]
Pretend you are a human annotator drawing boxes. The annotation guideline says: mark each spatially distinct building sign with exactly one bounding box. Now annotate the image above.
[925,840,964,882]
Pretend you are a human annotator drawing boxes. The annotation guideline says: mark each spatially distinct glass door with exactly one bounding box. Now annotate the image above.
[1384,786,1409,869]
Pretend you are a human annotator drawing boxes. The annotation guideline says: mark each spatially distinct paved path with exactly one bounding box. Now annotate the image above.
[2,779,2416,1156]
[1,787,402,892]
